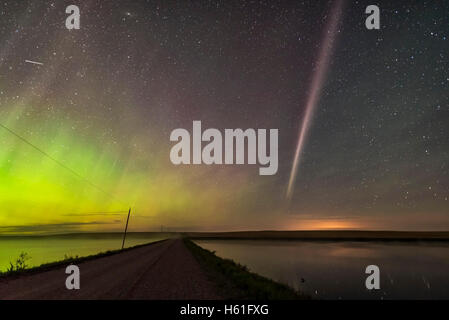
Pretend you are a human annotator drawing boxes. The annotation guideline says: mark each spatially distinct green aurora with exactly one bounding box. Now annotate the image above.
[0,1,448,234]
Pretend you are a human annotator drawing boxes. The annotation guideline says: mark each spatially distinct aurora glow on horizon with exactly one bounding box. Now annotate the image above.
[0,0,448,234]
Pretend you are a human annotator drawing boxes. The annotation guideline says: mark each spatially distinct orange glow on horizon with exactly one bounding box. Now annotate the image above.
[285,219,364,230]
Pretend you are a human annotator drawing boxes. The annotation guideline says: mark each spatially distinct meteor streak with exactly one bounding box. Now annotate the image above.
[25,59,43,66]
[286,0,344,200]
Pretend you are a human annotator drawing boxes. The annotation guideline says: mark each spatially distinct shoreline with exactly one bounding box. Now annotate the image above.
[184,230,449,241]
[184,239,306,299]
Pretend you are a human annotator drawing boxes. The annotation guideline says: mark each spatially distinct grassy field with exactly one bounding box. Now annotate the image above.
[184,238,308,300]
[184,230,449,241]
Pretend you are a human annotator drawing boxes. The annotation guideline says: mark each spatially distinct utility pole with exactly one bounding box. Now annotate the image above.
[121,208,131,250]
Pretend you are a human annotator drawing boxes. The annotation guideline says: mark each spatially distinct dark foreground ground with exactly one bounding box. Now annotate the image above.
[5,230,442,300]
[0,239,221,299]
[0,238,302,300]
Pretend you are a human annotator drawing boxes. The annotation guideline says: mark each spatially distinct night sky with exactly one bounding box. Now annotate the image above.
[0,0,448,234]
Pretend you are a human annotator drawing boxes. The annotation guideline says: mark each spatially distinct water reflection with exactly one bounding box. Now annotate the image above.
[196,240,449,299]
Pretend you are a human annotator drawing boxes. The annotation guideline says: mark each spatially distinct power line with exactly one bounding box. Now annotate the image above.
[0,122,126,205]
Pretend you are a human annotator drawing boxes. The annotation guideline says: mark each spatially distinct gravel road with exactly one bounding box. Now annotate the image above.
[0,239,221,299]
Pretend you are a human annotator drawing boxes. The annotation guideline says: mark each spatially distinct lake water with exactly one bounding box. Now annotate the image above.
[0,233,166,272]
[195,240,449,299]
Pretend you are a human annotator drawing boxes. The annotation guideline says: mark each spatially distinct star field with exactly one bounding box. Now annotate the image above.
[0,0,448,233]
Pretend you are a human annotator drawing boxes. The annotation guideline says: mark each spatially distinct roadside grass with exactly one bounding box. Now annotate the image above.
[0,239,167,279]
[184,238,309,300]
[6,252,31,272]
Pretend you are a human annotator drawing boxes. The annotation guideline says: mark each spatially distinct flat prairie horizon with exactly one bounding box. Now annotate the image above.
[1,230,449,240]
